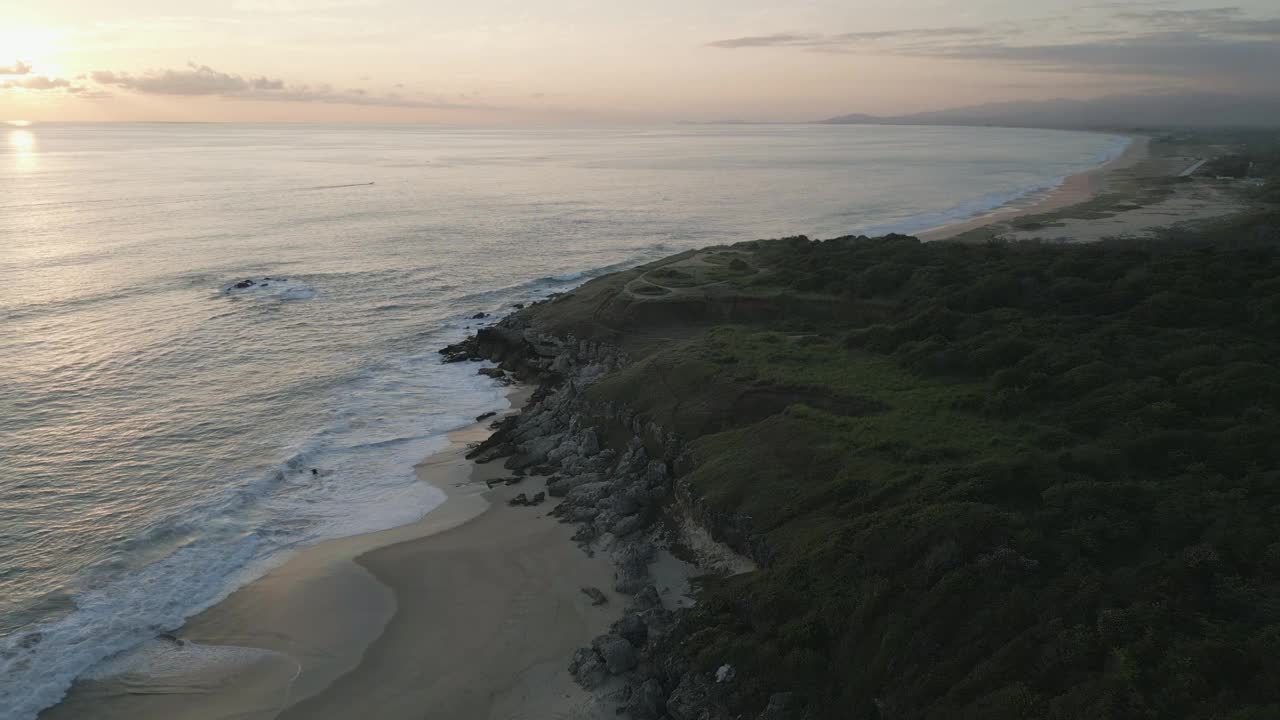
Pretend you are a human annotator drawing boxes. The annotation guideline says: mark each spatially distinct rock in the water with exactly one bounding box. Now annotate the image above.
[478,367,506,379]
[581,586,608,605]
[529,491,546,506]
[592,634,638,674]
[476,411,496,421]
[569,647,608,689]
[508,493,529,506]
[471,311,489,319]
[439,337,483,363]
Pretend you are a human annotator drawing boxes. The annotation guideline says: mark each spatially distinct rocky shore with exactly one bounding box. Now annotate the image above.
[440,308,794,720]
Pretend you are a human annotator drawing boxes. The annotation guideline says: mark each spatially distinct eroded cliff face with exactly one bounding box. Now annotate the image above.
[441,305,792,720]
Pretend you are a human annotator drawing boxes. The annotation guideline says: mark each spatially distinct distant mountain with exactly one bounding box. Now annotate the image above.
[822,93,1280,129]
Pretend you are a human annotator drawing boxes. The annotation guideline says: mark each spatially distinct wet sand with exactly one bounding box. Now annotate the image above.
[46,386,619,720]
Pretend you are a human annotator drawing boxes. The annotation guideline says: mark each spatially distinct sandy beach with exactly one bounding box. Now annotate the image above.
[919,134,1152,240]
[45,386,622,720]
[922,132,1255,243]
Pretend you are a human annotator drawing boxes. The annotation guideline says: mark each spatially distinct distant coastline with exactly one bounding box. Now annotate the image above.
[919,133,1148,240]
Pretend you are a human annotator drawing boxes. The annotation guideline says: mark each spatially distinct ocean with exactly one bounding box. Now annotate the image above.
[0,122,1126,719]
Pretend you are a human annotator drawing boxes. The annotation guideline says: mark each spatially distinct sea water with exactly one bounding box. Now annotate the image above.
[0,123,1126,718]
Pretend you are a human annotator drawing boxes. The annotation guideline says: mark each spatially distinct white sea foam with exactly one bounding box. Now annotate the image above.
[0,334,511,720]
[84,638,286,682]
[0,124,1131,720]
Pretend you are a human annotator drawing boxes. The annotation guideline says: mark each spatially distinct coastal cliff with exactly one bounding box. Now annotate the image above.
[443,222,1280,719]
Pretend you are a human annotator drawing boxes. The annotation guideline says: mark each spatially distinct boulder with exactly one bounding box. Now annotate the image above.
[568,647,607,689]
[439,337,483,363]
[558,505,600,522]
[632,585,662,611]
[626,678,667,720]
[546,472,601,497]
[475,411,497,421]
[601,487,645,517]
[547,439,582,463]
[529,491,546,506]
[565,480,612,506]
[611,514,646,538]
[615,612,648,647]
[581,586,609,606]
[592,634,637,674]
[757,693,798,720]
[580,428,601,456]
[666,675,713,720]
[508,433,564,470]
[508,493,529,506]
[572,525,599,545]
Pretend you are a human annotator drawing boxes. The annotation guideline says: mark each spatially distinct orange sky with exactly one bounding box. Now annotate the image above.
[2,0,1277,122]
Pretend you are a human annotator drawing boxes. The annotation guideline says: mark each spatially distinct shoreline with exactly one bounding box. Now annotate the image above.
[918,133,1150,241]
[32,129,1220,720]
[43,383,623,720]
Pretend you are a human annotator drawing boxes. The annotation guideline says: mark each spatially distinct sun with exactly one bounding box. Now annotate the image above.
[0,26,64,74]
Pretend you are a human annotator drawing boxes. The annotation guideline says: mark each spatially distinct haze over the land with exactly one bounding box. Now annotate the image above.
[2,0,1278,123]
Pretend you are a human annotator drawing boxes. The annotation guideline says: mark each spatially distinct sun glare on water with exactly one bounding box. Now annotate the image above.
[7,128,38,172]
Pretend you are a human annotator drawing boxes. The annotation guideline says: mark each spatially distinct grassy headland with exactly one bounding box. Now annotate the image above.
[504,185,1280,717]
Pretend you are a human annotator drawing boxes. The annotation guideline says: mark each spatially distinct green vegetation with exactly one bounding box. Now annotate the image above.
[537,209,1280,718]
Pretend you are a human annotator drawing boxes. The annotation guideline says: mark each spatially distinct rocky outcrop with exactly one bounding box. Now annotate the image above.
[442,307,784,720]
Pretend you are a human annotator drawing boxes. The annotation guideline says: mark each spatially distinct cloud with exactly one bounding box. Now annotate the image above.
[91,63,257,95]
[921,32,1280,92]
[708,27,986,50]
[85,63,487,110]
[1113,6,1242,23]
[709,33,817,48]
[707,12,1280,93]
[1,76,73,90]
[1106,6,1280,36]
[241,85,481,109]
[231,0,380,12]
[0,61,32,75]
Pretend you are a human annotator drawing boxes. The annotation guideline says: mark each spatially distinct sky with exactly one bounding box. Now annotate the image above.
[1,0,1278,122]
